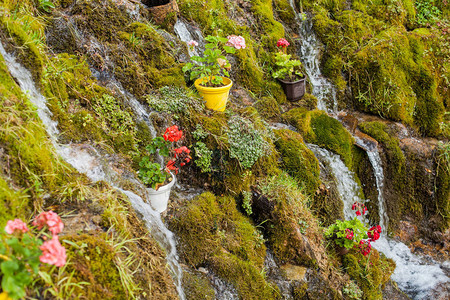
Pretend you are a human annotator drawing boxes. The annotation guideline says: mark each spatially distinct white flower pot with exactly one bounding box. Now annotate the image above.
[147,172,176,213]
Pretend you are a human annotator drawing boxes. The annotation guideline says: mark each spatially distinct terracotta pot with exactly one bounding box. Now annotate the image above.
[144,0,179,25]
[278,77,306,101]
[147,172,176,213]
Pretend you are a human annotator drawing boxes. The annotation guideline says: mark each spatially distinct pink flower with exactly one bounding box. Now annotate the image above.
[5,219,29,234]
[227,35,246,49]
[276,38,290,48]
[188,40,198,47]
[345,229,354,240]
[359,240,372,256]
[33,211,64,235]
[40,236,66,267]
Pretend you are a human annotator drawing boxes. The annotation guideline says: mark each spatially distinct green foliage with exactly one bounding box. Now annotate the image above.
[38,0,55,13]
[182,35,236,87]
[342,281,363,299]
[272,52,304,81]
[241,191,253,216]
[93,94,136,139]
[145,86,204,117]
[193,142,213,173]
[138,157,166,189]
[0,233,42,299]
[227,115,272,169]
[325,219,368,249]
[415,0,441,26]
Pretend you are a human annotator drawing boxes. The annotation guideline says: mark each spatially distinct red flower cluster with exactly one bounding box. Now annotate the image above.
[359,240,372,256]
[165,136,191,174]
[345,228,354,240]
[367,225,382,241]
[276,38,290,48]
[352,202,367,216]
[163,125,183,142]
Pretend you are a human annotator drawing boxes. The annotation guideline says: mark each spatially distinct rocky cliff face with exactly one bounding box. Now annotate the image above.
[0,0,448,299]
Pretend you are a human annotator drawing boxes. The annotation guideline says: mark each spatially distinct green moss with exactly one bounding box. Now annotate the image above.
[210,253,280,300]
[434,143,449,231]
[284,109,354,168]
[63,234,127,299]
[183,272,215,300]
[273,0,297,26]
[169,192,276,299]
[253,96,281,120]
[255,173,322,266]
[343,249,395,300]
[274,129,320,195]
[0,177,30,227]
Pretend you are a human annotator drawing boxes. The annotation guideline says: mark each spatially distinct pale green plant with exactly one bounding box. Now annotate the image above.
[241,191,253,216]
[227,115,272,169]
[194,142,213,173]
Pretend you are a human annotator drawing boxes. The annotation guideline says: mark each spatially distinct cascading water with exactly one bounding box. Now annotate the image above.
[288,0,338,113]
[0,41,186,300]
[307,144,365,220]
[309,142,449,299]
[174,18,204,57]
[354,141,448,299]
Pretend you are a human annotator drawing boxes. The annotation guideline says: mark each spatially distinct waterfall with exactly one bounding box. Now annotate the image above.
[0,42,186,300]
[288,0,338,113]
[307,144,365,219]
[354,140,448,299]
[174,18,204,57]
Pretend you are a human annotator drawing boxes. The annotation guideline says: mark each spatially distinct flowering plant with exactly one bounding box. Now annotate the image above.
[0,212,66,299]
[182,35,246,87]
[138,125,191,189]
[325,202,382,256]
[272,38,303,81]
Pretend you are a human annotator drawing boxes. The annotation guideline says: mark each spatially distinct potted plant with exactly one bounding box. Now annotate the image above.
[325,202,382,256]
[138,125,191,212]
[272,38,306,101]
[182,35,246,111]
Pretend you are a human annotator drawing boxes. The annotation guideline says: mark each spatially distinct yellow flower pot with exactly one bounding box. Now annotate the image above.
[194,77,232,112]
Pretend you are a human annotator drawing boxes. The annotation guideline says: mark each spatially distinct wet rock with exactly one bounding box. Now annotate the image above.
[395,220,419,244]
[382,280,411,300]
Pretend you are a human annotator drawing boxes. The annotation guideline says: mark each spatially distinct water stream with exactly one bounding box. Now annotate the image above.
[288,0,338,113]
[0,41,186,300]
[174,18,204,57]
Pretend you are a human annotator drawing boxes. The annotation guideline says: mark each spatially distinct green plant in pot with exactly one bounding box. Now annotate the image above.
[182,35,246,111]
[272,38,306,101]
[138,125,191,212]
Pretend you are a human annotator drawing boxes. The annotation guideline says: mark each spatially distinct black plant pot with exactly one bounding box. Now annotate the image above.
[142,0,170,7]
[278,77,306,102]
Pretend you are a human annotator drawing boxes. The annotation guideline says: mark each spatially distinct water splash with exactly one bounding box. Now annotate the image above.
[288,0,338,113]
[307,144,364,219]
[0,41,186,300]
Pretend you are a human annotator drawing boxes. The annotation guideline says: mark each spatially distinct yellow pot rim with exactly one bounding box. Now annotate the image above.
[194,77,232,93]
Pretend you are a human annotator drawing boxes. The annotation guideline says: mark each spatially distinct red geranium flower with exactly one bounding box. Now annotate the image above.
[163,125,183,142]
[276,38,290,48]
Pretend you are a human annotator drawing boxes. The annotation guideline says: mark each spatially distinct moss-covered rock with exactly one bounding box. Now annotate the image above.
[284,109,354,168]
[343,249,396,300]
[273,129,320,195]
[168,192,278,299]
